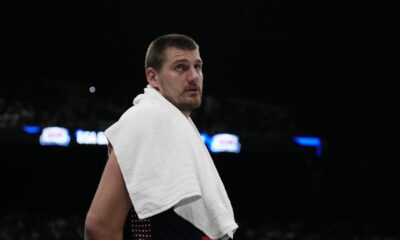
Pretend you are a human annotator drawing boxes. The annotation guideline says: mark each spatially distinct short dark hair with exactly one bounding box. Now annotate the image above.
[145,33,199,71]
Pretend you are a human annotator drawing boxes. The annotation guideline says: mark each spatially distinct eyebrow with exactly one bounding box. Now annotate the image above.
[172,58,203,65]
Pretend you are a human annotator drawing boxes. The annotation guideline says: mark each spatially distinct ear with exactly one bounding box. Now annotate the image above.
[146,67,160,89]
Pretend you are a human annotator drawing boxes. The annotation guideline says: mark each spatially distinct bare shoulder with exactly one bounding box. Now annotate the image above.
[107,143,114,156]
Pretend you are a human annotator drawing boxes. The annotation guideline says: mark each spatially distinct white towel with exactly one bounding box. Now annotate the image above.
[104,85,238,239]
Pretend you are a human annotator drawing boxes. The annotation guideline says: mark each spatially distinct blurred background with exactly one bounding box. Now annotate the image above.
[1,1,399,239]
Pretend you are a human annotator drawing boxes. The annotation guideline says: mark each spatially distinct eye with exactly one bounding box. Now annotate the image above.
[175,64,187,71]
[194,64,202,71]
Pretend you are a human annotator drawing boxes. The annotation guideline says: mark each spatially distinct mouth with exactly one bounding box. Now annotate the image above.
[184,89,201,98]
[185,88,200,94]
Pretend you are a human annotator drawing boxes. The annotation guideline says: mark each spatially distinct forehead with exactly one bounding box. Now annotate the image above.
[163,47,202,63]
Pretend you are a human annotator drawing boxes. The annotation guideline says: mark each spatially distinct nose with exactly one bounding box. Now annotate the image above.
[187,65,201,83]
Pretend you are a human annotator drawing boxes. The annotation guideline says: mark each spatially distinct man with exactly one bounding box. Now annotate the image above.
[85,33,238,240]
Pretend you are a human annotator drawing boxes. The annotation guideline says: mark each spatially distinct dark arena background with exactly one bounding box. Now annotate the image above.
[1,1,399,239]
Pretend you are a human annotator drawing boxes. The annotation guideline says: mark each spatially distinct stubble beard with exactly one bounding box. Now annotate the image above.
[165,94,202,113]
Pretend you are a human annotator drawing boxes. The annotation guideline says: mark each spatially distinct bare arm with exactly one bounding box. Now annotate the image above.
[84,145,132,240]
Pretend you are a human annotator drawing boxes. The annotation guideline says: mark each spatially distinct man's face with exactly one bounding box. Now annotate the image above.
[155,47,203,115]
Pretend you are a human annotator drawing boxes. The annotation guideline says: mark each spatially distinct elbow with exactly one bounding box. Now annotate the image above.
[84,213,104,240]
[84,213,123,240]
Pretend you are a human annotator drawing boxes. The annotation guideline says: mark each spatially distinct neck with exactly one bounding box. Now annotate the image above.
[182,111,191,118]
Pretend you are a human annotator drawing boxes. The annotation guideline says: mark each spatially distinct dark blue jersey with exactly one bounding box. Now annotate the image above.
[125,208,210,240]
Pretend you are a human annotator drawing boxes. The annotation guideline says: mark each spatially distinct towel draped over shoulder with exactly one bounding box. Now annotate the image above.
[105,85,238,239]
